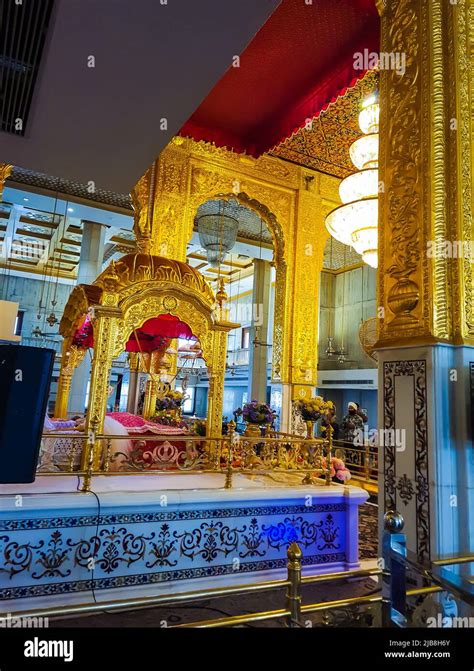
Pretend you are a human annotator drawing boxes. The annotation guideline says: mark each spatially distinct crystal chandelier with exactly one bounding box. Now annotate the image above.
[325,95,379,268]
[197,201,239,268]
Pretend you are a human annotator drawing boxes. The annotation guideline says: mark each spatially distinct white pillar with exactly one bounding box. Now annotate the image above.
[248,259,271,403]
[68,221,106,415]
[126,370,140,413]
[378,345,474,562]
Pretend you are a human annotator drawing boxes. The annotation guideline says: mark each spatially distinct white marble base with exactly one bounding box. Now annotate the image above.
[0,474,368,614]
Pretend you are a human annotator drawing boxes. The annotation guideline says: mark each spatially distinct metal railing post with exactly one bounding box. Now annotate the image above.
[224,421,235,489]
[382,510,407,627]
[286,542,302,627]
[80,420,97,492]
[364,442,370,482]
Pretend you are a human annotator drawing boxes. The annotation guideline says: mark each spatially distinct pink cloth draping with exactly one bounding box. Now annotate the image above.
[107,412,188,435]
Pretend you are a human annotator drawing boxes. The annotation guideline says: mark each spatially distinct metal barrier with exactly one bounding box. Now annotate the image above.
[382,510,474,623]
[38,420,337,492]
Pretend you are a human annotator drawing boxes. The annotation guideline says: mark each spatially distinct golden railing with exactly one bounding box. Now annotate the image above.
[332,439,378,493]
[38,421,337,492]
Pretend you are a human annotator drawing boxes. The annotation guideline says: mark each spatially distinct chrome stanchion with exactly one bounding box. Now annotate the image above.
[286,542,302,627]
[382,510,407,627]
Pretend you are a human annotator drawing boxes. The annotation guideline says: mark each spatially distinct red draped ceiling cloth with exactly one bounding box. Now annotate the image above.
[179,0,380,156]
[72,314,196,353]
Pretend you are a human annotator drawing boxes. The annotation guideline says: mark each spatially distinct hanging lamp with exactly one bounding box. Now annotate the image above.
[196,200,239,268]
[325,94,379,268]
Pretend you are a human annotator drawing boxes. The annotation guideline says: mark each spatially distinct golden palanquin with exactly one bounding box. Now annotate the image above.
[56,252,238,466]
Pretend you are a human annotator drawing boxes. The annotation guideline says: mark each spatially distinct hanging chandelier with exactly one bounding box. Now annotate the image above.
[325,94,379,268]
[196,201,239,268]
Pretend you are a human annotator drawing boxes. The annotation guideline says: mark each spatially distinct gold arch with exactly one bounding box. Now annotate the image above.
[117,290,213,366]
[189,189,288,381]
[55,253,238,456]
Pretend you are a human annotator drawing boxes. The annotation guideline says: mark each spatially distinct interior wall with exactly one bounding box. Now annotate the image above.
[1,274,71,339]
[318,265,377,370]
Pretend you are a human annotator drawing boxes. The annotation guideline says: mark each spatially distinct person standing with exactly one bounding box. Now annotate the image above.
[341,401,365,444]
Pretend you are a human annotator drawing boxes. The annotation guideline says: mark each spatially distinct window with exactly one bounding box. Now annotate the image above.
[241,327,250,350]
[14,310,24,336]
[176,386,195,414]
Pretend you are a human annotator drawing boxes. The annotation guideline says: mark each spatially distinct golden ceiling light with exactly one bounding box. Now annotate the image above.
[325,94,379,268]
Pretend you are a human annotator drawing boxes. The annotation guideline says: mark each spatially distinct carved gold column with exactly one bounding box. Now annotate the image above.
[376,0,474,561]
[279,173,337,432]
[55,372,73,418]
[142,378,158,419]
[0,164,12,201]
[377,0,473,347]
[289,175,332,393]
[206,328,229,438]
[83,305,121,469]
[130,144,191,260]
[55,346,87,417]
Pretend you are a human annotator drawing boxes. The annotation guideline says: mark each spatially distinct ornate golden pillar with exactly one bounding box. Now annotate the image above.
[278,173,337,432]
[130,144,192,260]
[55,372,73,418]
[290,176,332,390]
[376,0,474,561]
[55,346,87,417]
[82,305,121,469]
[206,329,230,438]
[0,164,12,201]
[377,0,473,346]
[142,378,158,419]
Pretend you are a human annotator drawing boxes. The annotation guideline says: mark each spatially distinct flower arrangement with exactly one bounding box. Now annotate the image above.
[293,396,334,422]
[320,456,351,482]
[150,413,187,428]
[155,390,185,412]
[190,419,207,436]
[235,400,277,425]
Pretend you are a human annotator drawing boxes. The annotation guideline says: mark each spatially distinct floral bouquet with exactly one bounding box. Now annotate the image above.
[190,419,207,436]
[293,396,334,422]
[155,390,185,412]
[320,456,351,482]
[235,400,277,425]
[150,413,187,428]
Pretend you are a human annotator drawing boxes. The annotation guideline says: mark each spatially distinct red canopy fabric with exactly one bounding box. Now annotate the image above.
[125,315,196,353]
[71,314,94,349]
[71,313,196,352]
[179,0,379,156]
